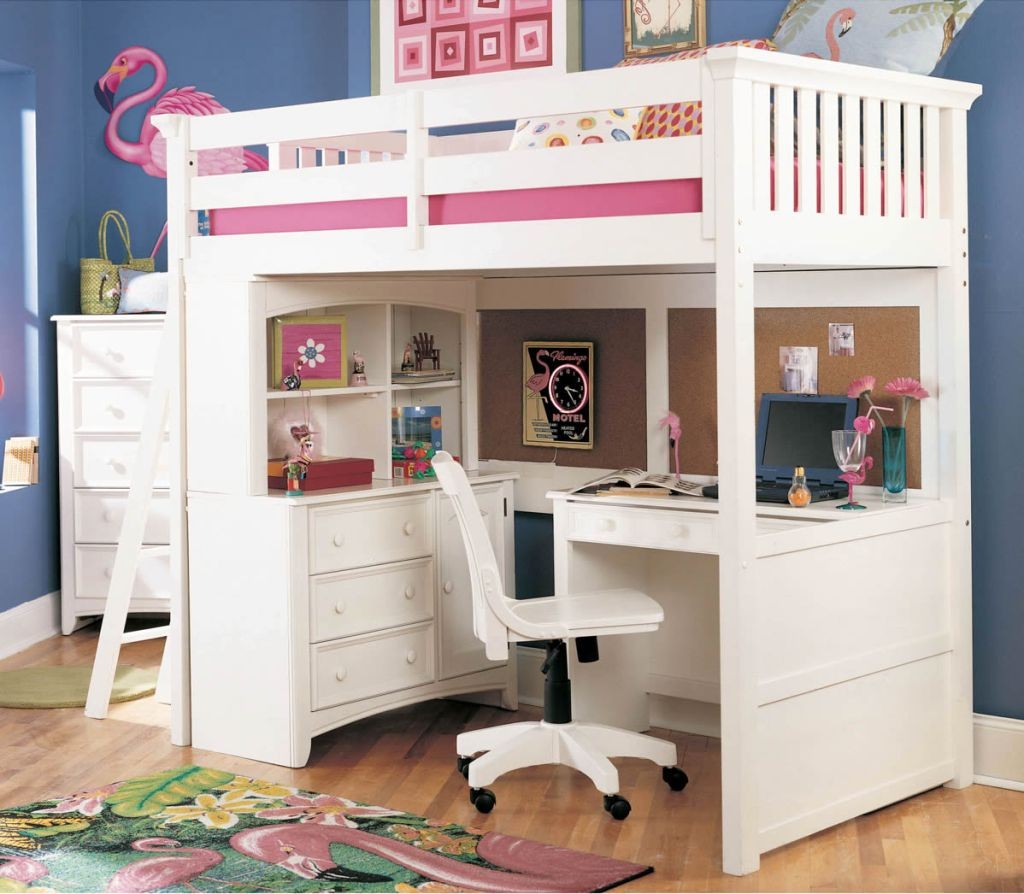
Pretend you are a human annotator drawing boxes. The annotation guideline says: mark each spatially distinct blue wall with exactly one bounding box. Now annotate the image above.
[0,0,84,614]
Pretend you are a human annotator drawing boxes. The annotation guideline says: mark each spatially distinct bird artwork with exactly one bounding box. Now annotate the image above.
[525,349,552,401]
[804,8,856,62]
[658,411,682,480]
[105,838,222,893]
[94,45,268,178]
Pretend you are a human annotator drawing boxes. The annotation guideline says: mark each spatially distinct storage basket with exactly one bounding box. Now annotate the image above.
[80,210,154,314]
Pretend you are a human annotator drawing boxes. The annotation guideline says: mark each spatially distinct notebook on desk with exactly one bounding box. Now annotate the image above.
[702,392,858,503]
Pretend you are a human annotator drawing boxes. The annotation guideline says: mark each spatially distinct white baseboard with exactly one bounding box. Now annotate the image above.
[974,713,1024,790]
[0,591,61,661]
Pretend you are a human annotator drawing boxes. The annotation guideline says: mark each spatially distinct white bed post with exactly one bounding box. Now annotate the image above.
[936,107,974,789]
[154,112,194,747]
[707,55,760,876]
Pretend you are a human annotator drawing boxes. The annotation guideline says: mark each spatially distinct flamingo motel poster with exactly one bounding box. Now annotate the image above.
[523,341,594,450]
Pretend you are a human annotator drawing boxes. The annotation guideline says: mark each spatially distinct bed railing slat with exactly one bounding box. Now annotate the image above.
[407,92,427,250]
[863,98,882,217]
[841,95,861,216]
[883,99,902,218]
[820,91,839,216]
[775,85,795,213]
[904,103,922,220]
[752,83,771,213]
[923,105,941,219]
[797,88,817,214]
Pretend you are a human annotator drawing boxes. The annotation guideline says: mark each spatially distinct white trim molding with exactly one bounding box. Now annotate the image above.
[974,713,1024,790]
[0,591,60,661]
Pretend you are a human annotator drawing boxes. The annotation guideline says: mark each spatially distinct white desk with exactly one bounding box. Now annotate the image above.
[549,488,972,876]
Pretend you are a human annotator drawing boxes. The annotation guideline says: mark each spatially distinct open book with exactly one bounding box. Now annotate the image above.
[570,467,706,497]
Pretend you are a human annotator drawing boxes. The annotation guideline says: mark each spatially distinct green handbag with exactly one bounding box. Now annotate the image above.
[80,210,155,314]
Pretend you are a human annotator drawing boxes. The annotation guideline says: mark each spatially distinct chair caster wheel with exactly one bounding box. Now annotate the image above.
[662,766,689,792]
[603,794,631,821]
[457,755,474,779]
[470,787,495,814]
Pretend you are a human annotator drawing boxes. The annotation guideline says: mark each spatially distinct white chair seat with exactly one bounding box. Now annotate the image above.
[508,588,663,639]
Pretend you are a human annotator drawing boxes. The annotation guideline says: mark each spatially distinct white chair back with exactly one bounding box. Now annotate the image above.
[432,452,514,661]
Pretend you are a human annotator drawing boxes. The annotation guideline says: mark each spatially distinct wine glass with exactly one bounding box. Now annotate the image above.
[831,429,867,510]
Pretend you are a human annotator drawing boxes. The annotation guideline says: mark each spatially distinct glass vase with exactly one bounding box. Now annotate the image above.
[882,426,908,504]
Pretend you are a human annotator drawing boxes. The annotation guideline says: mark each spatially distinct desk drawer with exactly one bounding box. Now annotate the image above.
[75,489,170,544]
[311,624,434,709]
[310,558,434,643]
[73,434,170,488]
[310,496,432,574]
[568,504,718,554]
[72,324,162,378]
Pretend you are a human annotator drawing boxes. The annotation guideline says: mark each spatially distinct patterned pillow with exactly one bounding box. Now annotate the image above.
[508,108,643,150]
[617,39,776,141]
[772,0,984,74]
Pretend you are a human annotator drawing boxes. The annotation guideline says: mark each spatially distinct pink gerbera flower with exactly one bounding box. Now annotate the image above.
[885,377,930,401]
[847,375,875,399]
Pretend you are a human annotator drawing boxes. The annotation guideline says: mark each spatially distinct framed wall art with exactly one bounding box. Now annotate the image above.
[624,0,706,59]
[375,0,581,95]
[523,341,593,450]
[271,314,347,390]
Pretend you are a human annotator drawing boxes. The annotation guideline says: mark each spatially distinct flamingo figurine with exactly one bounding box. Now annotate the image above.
[805,8,856,62]
[658,411,682,480]
[105,838,222,893]
[94,45,268,178]
[525,350,552,399]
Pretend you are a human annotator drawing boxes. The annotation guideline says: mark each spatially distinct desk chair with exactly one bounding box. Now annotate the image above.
[432,452,688,820]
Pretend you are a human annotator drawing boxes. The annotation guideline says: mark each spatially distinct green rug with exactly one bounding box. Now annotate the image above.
[0,766,651,892]
[0,665,157,709]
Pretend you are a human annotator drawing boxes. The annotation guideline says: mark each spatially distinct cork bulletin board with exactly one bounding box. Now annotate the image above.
[479,309,646,469]
[667,307,922,487]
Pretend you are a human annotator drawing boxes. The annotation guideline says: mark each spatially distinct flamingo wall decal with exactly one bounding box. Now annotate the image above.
[805,8,856,62]
[105,837,222,893]
[94,45,268,178]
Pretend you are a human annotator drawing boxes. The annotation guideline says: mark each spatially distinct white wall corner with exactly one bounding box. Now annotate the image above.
[0,591,61,662]
[974,713,1024,791]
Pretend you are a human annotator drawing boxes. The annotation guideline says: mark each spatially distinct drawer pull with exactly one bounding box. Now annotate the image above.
[106,404,125,420]
[405,650,418,665]
[597,518,616,533]
[105,348,125,363]
[104,567,112,579]
[671,524,688,539]
[403,521,416,536]
[335,667,348,682]
[334,601,346,615]
[102,510,116,523]
[332,533,345,548]
[404,585,416,600]
[443,581,454,595]
[106,458,127,475]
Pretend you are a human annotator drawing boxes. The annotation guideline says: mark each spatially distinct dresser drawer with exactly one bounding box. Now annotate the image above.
[74,544,171,601]
[73,379,155,432]
[310,558,433,643]
[72,323,162,378]
[310,496,432,574]
[311,624,434,709]
[568,503,719,555]
[73,434,170,488]
[74,489,170,544]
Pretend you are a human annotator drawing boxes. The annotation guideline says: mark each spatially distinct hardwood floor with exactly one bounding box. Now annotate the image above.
[2,626,1023,892]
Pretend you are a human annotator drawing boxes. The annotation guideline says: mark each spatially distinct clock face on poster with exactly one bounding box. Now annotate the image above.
[523,341,594,450]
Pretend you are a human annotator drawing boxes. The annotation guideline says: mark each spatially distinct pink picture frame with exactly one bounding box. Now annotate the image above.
[271,314,347,390]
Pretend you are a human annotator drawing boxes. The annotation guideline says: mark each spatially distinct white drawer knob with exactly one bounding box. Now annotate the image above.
[332,533,345,548]
[672,524,687,539]
[404,585,416,600]
[334,601,346,615]
[102,510,116,523]
[406,650,417,664]
[598,518,616,533]
[104,567,112,579]
[335,667,348,682]
[403,521,416,536]
[443,580,454,594]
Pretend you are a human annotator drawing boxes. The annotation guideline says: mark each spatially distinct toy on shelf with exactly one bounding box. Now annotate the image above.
[392,440,438,480]
[412,332,441,371]
[280,356,306,391]
[400,343,415,372]
[282,424,315,495]
[350,350,367,386]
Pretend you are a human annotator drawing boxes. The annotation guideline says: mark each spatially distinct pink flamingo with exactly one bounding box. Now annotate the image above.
[94,46,268,178]
[0,856,48,884]
[525,350,552,398]
[805,8,856,62]
[659,411,682,480]
[105,837,222,893]
[230,823,643,892]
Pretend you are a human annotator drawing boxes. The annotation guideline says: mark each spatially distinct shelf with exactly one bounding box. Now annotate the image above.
[391,379,461,392]
[267,385,387,400]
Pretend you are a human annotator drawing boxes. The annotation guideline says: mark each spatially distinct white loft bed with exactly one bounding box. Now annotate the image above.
[149,48,982,876]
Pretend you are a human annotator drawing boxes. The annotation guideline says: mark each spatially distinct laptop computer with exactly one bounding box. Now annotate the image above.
[702,393,858,503]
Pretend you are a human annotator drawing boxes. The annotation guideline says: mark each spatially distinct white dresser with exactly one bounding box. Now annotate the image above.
[54,315,170,634]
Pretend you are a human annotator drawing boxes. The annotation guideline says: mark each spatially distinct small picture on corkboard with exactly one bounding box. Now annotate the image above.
[523,341,594,450]
[829,323,855,357]
[779,346,818,394]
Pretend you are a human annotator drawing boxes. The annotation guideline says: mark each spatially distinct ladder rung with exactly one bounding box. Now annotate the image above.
[121,625,170,645]
[141,545,170,558]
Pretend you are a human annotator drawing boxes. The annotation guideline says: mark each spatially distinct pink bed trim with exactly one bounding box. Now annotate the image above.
[207,179,702,237]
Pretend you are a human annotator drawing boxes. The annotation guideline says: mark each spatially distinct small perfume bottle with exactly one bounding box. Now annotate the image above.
[788,466,812,508]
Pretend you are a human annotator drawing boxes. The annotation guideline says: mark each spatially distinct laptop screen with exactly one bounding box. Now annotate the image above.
[757,394,858,484]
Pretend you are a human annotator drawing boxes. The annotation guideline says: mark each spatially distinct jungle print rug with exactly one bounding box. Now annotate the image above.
[0,765,652,892]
